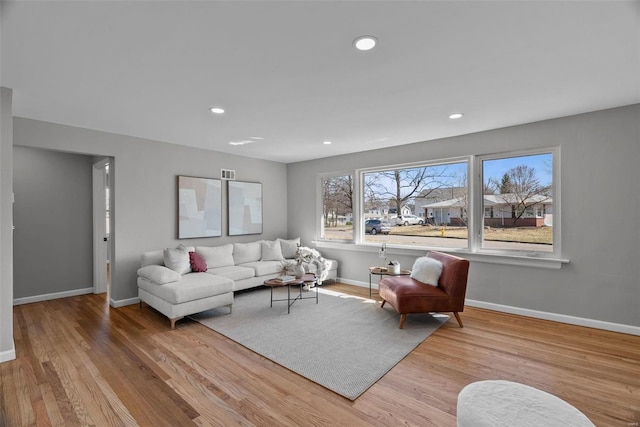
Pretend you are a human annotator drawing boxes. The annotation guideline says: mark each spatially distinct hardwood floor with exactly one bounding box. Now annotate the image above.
[2,283,638,426]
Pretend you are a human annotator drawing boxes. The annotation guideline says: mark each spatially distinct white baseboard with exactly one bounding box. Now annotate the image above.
[110,297,139,308]
[466,299,640,336]
[338,278,372,288]
[0,346,16,363]
[337,278,639,335]
[13,288,140,308]
[13,287,93,306]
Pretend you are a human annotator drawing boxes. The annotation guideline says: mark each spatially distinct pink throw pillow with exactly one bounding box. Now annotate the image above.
[189,251,208,272]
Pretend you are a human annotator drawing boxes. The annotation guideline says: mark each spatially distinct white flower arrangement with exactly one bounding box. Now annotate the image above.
[295,246,321,264]
[289,244,331,286]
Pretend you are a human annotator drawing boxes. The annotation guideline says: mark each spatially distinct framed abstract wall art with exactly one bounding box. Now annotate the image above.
[178,176,222,238]
[228,180,262,236]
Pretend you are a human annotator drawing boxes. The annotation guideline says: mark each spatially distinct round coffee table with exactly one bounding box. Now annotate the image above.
[264,273,318,314]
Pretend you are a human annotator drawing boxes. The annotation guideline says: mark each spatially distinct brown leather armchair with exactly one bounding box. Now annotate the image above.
[379,251,470,329]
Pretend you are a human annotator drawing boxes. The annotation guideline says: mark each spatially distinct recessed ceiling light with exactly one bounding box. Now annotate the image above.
[353,36,378,51]
[323,141,332,145]
[210,107,225,114]
[228,140,253,146]
[449,113,464,119]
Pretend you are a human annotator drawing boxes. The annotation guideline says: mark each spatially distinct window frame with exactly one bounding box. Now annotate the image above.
[358,157,471,249]
[315,147,564,268]
[475,147,560,258]
[317,170,357,243]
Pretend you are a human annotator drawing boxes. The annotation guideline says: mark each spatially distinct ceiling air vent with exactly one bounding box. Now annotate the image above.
[221,169,236,180]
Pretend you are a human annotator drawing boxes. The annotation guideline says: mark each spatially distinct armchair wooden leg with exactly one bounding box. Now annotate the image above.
[453,312,464,327]
[399,314,407,329]
[381,299,386,308]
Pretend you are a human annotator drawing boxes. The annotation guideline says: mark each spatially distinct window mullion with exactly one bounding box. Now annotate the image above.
[469,156,480,252]
[353,171,362,243]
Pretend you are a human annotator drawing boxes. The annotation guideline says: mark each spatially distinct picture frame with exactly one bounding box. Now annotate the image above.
[228,180,263,236]
[178,175,222,239]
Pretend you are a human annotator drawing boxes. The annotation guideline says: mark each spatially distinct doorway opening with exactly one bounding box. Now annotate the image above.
[93,157,113,295]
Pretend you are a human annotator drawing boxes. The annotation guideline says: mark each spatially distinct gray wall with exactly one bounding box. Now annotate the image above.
[287,105,640,328]
[1,87,15,361]
[7,106,640,330]
[13,117,288,304]
[13,146,94,299]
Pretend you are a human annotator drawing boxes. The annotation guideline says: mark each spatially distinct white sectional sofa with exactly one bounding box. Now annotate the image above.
[137,238,338,328]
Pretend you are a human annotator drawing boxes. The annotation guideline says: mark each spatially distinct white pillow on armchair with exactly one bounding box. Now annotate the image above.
[410,256,443,286]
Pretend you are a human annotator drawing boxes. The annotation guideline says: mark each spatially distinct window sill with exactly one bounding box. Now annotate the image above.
[313,240,569,270]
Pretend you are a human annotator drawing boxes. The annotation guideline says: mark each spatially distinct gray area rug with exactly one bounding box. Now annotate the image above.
[190,287,448,400]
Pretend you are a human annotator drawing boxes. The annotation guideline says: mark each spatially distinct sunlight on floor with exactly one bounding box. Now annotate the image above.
[317,287,378,303]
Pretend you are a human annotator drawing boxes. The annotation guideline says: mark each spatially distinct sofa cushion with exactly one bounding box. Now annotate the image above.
[141,250,164,267]
[240,260,284,276]
[410,256,443,286]
[277,237,300,259]
[138,273,233,305]
[261,240,284,261]
[207,265,255,281]
[233,242,261,264]
[163,244,193,275]
[196,244,234,269]
[137,265,182,284]
[189,251,208,272]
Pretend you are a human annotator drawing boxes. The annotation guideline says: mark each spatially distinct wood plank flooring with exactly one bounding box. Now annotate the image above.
[2,283,638,426]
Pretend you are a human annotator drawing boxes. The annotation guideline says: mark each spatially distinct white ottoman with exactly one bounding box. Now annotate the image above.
[457,380,594,427]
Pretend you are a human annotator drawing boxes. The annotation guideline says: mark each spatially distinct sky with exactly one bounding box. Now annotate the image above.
[482,153,553,187]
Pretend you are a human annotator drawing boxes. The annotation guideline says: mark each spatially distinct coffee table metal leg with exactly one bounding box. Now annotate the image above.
[270,286,273,307]
[369,273,372,298]
[287,284,290,314]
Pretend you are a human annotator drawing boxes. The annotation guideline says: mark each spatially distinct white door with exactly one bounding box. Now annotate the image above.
[92,159,109,294]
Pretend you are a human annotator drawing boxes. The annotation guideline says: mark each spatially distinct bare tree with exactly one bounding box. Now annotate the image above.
[487,165,551,225]
[454,170,469,226]
[365,166,457,217]
[322,175,353,227]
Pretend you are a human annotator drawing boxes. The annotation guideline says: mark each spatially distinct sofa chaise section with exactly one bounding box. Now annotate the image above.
[138,269,233,329]
[138,246,235,329]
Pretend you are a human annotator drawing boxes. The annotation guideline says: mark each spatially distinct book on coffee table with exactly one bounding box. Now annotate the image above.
[276,275,295,283]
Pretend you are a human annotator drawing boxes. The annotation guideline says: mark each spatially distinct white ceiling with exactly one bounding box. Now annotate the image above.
[2,1,639,164]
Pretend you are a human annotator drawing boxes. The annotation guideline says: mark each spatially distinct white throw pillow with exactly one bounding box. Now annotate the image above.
[196,244,234,269]
[261,240,284,261]
[410,257,443,286]
[137,265,182,284]
[233,242,262,264]
[278,237,300,259]
[163,244,191,275]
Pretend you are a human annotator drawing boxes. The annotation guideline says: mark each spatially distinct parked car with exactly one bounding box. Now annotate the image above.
[390,214,423,226]
[364,219,391,235]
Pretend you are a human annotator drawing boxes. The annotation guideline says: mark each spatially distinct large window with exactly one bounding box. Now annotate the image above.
[320,173,354,241]
[362,160,469,249]
[480,151,555,253]
[318,148,558,258]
